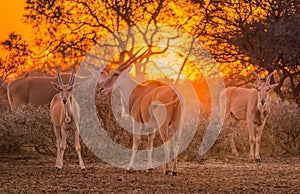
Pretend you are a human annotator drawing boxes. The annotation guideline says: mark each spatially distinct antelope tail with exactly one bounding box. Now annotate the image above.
[151,98,180,107]
[7,84,14,111]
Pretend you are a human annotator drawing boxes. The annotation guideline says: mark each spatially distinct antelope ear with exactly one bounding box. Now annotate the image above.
[268,83,278,90]
[51,82,61,91]
[251,84,259,90]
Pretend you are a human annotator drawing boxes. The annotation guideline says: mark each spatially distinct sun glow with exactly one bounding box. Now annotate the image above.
[145,50,184,81]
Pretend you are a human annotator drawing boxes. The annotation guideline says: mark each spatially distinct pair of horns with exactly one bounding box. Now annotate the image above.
[115,47,148,72]
[84,47,148,72]
[253,71,274,85]
[56,66,75,86]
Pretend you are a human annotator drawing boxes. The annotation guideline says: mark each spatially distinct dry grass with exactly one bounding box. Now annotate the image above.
[266,98,300,155]
[0,105,54,155]
[0,104,97,160]
[0,81,299,161]
[0,79,10,113]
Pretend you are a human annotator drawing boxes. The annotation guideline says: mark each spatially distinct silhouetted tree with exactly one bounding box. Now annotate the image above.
[23,0,206,78]
[231,0,300,103]
[0,32,29,79]
[1,0,299,105]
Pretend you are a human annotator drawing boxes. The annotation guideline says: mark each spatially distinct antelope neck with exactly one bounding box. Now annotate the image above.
[63,99,73,123]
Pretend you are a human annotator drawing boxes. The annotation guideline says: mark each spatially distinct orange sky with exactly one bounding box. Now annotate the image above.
[0,0,31,41]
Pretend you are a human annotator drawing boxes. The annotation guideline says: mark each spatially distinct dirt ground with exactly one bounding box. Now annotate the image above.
[0,155,299,193]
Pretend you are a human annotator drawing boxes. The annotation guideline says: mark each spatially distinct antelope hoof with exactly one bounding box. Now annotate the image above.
[147,168,154,173]
[255,158,262,163]
[55,167,62,172]
[82,169,88,178]
[126,167,134,172]
[233,153,240,157]
[171,171,178,176]
[249,155,254,161]
[163,170,171,175]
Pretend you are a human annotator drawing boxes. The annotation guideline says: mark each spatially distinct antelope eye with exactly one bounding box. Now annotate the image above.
[113,72,120,76]
[68,88,72,92]
[58,88,62,92]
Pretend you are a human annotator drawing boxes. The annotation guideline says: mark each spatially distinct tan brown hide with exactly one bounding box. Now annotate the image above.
[7,74,73,110]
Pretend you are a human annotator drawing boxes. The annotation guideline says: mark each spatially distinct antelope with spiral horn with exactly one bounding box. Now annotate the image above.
[50,67,85,170]
[220,71,278,162]
[98,49,184,175]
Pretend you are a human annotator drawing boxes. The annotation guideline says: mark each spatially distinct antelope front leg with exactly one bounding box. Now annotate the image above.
[247,122,255,161]
[255,122,265,162]
[128,134,141,171]
[53,125,61,170]
[74,130,85,170]
[57,128,67,170]
[128,122,142,171]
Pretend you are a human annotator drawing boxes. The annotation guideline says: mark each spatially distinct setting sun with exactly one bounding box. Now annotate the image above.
[146,50,184,80]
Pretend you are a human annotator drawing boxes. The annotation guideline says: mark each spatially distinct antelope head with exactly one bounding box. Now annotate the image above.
[51,67,75,105]
[99,48,147,94]
[252,71,278,106]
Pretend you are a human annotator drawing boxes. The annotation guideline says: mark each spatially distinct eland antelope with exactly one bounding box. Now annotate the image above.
[7,74,74,111]
[50,67,85,171]
[98,51,184,175]
[220,71,278,162]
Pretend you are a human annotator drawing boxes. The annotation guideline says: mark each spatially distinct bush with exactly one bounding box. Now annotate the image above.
[266,98,300,155]
[0,105,54,155]
[204,96,300,158]
[0,79,10,113]
[0,88,298,160]
[0,105,97,160]
[95,87,300,161]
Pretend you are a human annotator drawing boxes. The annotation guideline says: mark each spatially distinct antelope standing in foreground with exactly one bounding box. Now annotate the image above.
[99,51,184,175]
[220,71,278,162]
[50,68,85,170]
